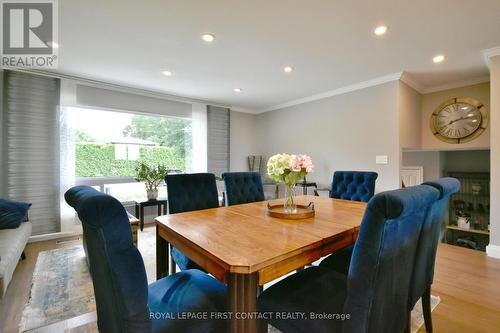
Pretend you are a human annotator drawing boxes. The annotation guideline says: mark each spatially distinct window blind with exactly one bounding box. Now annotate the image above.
[75,84,192,118]
[4,71,61,235]
[207,106,230,177]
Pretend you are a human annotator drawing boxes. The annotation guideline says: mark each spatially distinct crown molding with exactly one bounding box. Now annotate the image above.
[257,70,491,114]
[5,66,491,115]
[2,66,232,109]
[259,72,404,113]
[481,46,500,69]
[420,76,490,94]
[400,73,425,93]
[230,106,260,114]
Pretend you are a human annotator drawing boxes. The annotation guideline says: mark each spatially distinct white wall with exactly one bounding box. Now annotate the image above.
[254,81,401,192]
[230,111,258,172]
[399,82,422,150]
[489,55,500,254]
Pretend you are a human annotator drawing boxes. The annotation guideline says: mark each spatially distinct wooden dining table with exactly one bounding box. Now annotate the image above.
[155,195,367,333]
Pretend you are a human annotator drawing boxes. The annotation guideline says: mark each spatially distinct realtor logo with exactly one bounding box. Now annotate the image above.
[1,0,58,68]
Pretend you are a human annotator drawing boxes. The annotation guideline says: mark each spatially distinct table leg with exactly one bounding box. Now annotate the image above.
[140,205,144,231]
[169,245,177,275]
[131,222,138,246]
[227,272,266,333]
[156,225,169,280]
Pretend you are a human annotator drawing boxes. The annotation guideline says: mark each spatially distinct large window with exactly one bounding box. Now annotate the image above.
[68,107,192,200]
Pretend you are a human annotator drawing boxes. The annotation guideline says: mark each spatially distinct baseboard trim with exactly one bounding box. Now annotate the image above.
[28,231,82,243]
[486,244,500,259]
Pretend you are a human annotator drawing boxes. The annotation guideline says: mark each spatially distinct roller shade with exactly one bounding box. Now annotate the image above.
[207,106,230,177]
[3,71,61,235]
[75,85,192,118]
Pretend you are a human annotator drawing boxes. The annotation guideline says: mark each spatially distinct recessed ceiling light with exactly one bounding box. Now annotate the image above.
[461,106,469,110]
[433,55,446,63]
[472,119,478,123]
[283,66,294,73]
[47,41,59,48]
[467,113,474,117]
[374,25,388,36]
[234,88,242,93]
[202,34,215,42]
[162,70,173,76]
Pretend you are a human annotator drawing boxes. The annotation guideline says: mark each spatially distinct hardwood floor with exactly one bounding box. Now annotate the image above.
[423,244,500,332]
[1,234,499,333]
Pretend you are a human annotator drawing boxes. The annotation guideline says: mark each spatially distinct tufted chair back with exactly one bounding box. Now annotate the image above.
[222,172,265,206]
[65,186,151,333]
[329,171,378,202]
[166,173,219,214]
[409,178,460,308]
[343,184,440,333]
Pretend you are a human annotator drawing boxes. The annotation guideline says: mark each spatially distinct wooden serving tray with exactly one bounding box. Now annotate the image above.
[267,202,315,220]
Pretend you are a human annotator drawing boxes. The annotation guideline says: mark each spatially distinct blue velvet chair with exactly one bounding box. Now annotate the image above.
[258,185,440,333]
[329,171,378,202]
[165,173,219,271]
[64,186,227,333]
[221,172,265,206]
[319,178,460,332]
[317,171,378,269]
[409,178,460,332]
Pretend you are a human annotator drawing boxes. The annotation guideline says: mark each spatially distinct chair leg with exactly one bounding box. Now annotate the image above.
[21,251,26,260]
[422,286,433,332]
[405,310,411,333]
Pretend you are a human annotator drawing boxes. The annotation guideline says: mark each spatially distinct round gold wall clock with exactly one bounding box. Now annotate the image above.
[430,97,488,144]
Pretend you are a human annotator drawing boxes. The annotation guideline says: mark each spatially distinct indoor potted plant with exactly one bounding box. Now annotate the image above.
[135,162,168,200]
[267,153,314,212]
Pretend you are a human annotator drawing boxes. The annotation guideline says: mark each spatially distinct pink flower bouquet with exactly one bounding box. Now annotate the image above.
[267,153,314,211]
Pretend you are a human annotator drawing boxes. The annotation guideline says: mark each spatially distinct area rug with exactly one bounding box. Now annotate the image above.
[19,229,157,332]
[410,295,440,332]
[19,228,439,333]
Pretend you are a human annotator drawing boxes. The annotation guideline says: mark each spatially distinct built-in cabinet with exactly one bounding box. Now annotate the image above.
[444,171,490,251]
[402,149,490,252]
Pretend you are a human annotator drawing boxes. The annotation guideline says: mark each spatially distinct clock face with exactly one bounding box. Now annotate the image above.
[435,103,481,139]
[430,98,489,144]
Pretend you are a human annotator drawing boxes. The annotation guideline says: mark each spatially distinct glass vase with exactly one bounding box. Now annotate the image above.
[284,184,297,213]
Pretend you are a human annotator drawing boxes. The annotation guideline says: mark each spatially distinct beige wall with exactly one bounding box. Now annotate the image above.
[402,151,442,182]
[402,150,490,183]
[489,56,500,251]
[421,82,490,150]
[255,81,401,192]
[399,82,422,150]
[230,110,258,172]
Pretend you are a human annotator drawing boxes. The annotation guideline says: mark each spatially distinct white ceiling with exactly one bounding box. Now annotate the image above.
[56,0,500,112]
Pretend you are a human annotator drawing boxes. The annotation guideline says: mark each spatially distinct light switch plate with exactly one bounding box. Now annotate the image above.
[376,155,388,164]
